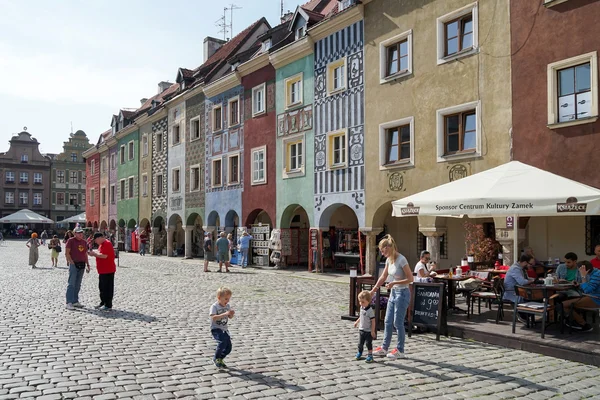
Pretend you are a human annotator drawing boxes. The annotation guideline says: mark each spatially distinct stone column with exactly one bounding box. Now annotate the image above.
[497,239,514,266]
[149,231,155,256]
[360,228,382,277]
[184,225,193,259]
[167,227,175,257]
[419,228,447,263]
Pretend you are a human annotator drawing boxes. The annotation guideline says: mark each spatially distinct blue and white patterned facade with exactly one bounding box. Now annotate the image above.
[313,20,365,227]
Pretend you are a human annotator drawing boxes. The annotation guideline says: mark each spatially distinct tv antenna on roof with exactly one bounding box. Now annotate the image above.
[216,4,242,41]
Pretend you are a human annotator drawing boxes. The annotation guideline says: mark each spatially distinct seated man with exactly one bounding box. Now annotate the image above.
[562,261,600,332]
[591,244,600,270]
[555,252,583,299]
[503,254,535,304]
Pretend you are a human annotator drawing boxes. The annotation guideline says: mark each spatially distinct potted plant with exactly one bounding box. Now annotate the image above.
[463,221,500,267]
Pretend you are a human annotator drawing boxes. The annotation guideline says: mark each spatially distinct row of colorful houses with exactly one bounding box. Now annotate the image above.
[84,0,600,271]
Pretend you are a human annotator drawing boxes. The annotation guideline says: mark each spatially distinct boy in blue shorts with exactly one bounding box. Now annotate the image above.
[210,287,235,367]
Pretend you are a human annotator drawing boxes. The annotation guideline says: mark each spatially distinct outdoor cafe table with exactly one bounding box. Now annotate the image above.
[520,283,576,323]
[432,275,471,313]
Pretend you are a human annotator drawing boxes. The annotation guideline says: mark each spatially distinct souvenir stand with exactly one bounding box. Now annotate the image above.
[251,224,270,266]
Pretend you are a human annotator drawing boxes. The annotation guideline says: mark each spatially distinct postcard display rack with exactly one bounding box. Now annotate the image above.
[251,224,271,266]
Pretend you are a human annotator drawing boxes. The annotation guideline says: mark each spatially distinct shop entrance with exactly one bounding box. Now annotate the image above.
[152,216,166,255]
[246,209,274,267]
[186,213,204,257]
[318,204,363,273]
[168,214,184,256]
[280,205,310,268]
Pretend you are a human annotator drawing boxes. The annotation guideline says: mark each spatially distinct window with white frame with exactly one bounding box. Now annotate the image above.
[547,52,598,127]
[213,105,223,131]
[101,187,106,205]
[56,170,64,183]
[128,177,134,198]
[20,172,28,183]
[156,133,164,152]
[380,30,412,83]
[128,141,134,160]
[71,153,77,162]
[34,172,42,184]
[21,154,28,163]
[212,159,222,187]
[283,135,304,175]
[252,84,266,116]
[142,135,148,156]
[436,101,480,161]
[190,117,200,140]
[327,58,346,95]
[285,73,303,109]
[69,193,77,206]
[142,174,148,196]
[33,193,42,205]
[70,171,78,184]
[229,97,240,126]
[156,174,164,196]
[295,25,306,40]
[172,168,180,192]
[327,131,347,169]
[110,184,115,204]
[91,159,96,174]
[172,124,181,145]
[90,188,95,205]
[437,3,478,64]
[252,146,266,185]
[5,171,14,183]
[110,153,116,169]
[262,39,272,52]
[379,117,414,169]
[120,180,125,200]
[120,146,125,164]
[190,166,201,191]
[101,156,106,173]
[228,154,240,184]
[19,192,28,205]
[5,192,14,204]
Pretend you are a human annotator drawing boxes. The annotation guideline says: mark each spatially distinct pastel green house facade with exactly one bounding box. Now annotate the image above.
[116,128,140,236]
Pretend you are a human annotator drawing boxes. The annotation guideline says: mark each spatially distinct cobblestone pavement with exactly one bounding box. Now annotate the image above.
[1,240,599,400]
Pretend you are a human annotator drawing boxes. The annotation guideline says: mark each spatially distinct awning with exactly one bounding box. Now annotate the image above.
[0,209,54,224]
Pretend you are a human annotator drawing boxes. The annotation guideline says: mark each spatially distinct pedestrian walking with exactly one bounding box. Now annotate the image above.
[216,232,230,273]
[88,232,116,311]
[203,232,212,272]
[49,235,61,267]
[40,230,48,245]
[139,230,148,256]
[227,233,233,263]
[354,290,376,363]
[26,233,40,269]
[370,234,413,359]
[237,231,253,268]
[209,287,235,368]
[65,228,90,310]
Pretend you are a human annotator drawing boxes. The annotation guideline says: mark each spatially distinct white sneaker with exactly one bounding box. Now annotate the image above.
[372,347,387,357]
[66,303,75,310]
[386,349,405,359]
[73,302,84,308]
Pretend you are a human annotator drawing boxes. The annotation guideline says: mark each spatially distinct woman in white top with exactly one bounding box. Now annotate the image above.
[414,251,437,283]
[369,234,413,359]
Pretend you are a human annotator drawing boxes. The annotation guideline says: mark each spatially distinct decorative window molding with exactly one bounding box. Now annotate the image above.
[212,158,223,188]
[110,153,116,169]
[172,168,180,192]
[547,51,598,128]
[436,3,478,65]
[285,73,303,109]
[436,100,481,162]
[128,140,135,161]
[228,153,240,185]
[327,58,347,95]
[101,156,107,173]
[142,174,148,197]
[326,130,348,170]
[156,133,164,152]
[379,29,413,84]
[120,179,125,200]
[156,174,164,196]
[101,186,106,205]
[90,188,95,205]
[171,124,181,146]
[190,165,201,192]
[110,184,116,204]
[190,117,201,141]
[128,176,135,199]
[252,83,266,117]
[282,134,305,178]
[56,170,64,183]
[228,96,240,127]
[212,104,223,132]
[379,116,415,170]
[251,145,267,185]
[142,134,149,156]
[91,159,96,174]
[120,146,125,164]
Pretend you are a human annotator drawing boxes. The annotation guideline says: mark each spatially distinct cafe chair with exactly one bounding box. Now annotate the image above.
[512,285,558,339]
[564,293,600,334]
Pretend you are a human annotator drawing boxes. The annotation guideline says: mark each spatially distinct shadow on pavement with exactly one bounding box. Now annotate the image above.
[78,307,158,323]
[227,368,305,392]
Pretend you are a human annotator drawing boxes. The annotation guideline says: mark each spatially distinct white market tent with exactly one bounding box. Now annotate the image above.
[57,212,86,225]
[391,161,600,262]
[0,209,54,224]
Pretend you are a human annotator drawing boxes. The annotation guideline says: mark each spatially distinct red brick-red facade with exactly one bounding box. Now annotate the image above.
[85,153,101,226]
[511,0,600,188]
[242,65,277,227]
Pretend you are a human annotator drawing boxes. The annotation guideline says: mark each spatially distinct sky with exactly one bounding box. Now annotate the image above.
[0,0,299,154]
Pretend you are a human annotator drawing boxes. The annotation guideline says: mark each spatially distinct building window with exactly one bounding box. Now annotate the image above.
[327,59,346,95]
[34,172,42,184]
[69,193,78,206]
[252,84,266,116]
[5,171,14,183]
[90,189,95,205]
[110,154,116,169]
[586,216,600,256]
[380,30,412,83]
[229,97,240,127]
[56,170,64,183]
[437,3,478,64]
[213,105,223,131]
[548,52,598,127]
[228,154,240,184]
[101,187,106,205]
[436,101,480,162]
[70,171,78,184]
[128,177,134,198]
[379,117,414,169]
[172,125,181,145]
[19,192,28,205]
[5,192,14,204]
[295,25,306,40]
[110,185,115,204]
[120,180,125,201]
[33,193,42,206]
[21,154,28,163]
[71,153,77,162]
[172,169,180,192]
[57,193,65,205]
[20,172,28,183]
[327,131,347,169]
[142,135,149,156]
[190,117,201,141]
[128,141,135,160]
[285,73,303,109]
[251,146,266,185]
[120,145,125,164]
[262,39,272,52]
[142,174,148,196]
[156,174,164,196]
[284,136,304,174]
[212,159,222,187]
[101,156,106,173]
[91,159,96,174]
[156,133,164,152]
[190,166,201,192]
[81,193,85,205]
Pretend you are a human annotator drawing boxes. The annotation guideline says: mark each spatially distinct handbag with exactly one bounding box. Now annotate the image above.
[55,245,62,253]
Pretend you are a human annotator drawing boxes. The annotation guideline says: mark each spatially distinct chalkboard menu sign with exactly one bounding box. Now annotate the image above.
[408,282,446,340]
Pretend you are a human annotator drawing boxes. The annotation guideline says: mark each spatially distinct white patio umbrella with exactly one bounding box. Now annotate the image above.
[0,209,54,224]
[57,212,86,225]
[391,161,600,261]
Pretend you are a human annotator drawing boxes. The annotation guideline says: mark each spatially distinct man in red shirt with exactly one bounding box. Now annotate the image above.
[65,228,90,310]
[591,244,600,270]
[88,232,116,311]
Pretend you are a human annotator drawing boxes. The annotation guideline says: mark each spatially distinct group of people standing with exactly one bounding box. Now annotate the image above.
[203,231,254,273]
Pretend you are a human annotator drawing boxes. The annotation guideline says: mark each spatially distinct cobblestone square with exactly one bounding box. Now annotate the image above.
[1,241,599,399]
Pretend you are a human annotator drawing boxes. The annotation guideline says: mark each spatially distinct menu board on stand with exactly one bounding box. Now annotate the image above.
[251,224,270,266]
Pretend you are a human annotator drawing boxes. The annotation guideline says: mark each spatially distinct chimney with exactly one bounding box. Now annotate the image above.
[281,11,293,24]
[140,98,148,106]
[158,81,171,94]
[203,36,227,62]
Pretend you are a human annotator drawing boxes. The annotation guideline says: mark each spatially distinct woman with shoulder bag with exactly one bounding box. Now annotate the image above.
[26,233,41,269]
[49,235,61,268]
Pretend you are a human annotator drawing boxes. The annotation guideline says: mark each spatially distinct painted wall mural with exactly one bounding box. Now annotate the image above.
[277,105,313,137]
